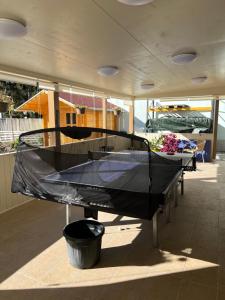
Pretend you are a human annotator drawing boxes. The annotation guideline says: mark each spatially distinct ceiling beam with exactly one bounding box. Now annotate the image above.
[0,64,132,100]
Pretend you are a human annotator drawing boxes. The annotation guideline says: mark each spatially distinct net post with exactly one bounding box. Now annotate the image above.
[66,204,71,225]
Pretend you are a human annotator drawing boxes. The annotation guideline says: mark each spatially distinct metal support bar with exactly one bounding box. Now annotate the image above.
[128,101,134,134]
[153,209,159,247]
[212,97,219,160]
[181,172,184,195]
[66,204,71,225]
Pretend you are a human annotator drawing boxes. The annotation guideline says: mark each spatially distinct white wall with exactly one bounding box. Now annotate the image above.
[134,100,148,132]
[107,98,129,132]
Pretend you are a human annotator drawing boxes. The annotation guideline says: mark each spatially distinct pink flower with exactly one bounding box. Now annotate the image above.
[160,133,178,153]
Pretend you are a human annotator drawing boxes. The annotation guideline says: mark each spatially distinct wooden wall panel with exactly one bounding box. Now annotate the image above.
[0,153,31,215]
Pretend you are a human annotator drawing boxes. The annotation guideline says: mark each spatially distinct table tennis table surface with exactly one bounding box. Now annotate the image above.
[43,151,193,195]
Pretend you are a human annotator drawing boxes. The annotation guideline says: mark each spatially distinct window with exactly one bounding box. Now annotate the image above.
[106,98,129,132]
[66,113,71,125]
[66,113,76,125]
[72,113,76,124]
[146,99,213,133]
[134,99,213,134]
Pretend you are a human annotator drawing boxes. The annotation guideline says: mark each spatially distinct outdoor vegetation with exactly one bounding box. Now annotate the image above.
[0,81,40,117]
[0,81,42,154]
[0,138,19,153]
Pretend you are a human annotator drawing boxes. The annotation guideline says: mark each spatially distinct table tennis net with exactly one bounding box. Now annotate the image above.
[11,127,182,217]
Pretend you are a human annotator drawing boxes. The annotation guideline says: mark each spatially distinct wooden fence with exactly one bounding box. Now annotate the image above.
[0,118,43,131]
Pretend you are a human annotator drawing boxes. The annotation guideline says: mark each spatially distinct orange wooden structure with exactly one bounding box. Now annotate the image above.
[16,90,118,130]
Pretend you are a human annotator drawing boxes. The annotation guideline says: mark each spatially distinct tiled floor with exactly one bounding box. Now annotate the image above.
[1,159,225,299]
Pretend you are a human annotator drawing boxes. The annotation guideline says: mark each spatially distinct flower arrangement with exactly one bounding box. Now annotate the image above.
[149,135,164,152]
[149,133,197,154]
[177,139,197,153]
[160,133,178,154]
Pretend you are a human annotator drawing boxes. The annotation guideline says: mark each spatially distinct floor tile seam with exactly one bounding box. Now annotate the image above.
[17,270,46,287]
[46,275,119,288]
[19,260,71,286]
[110,270,167,282]
[217,280,225,289]
[179,277,219,289]
[42,260,119,282]
[216,263,221,300]
[113,269,160,280]
[144,266,187,279]
[29,277,116,288]
[182,216,198,245]
[175,278,186,300]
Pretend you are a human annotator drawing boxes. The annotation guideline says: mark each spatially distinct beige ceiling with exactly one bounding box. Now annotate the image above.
[0,0,225,98]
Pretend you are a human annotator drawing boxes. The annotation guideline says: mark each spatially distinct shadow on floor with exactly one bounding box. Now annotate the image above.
[0,269,219,300]
[0,174,223,288]
[0,201,83,283]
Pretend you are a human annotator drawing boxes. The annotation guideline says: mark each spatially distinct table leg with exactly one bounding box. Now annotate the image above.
[175,182,179,207]
[66,204,71,225]
[84,208,98,219]
[193,156,197,170]
[153,210,159,248]
[181,172,184,195]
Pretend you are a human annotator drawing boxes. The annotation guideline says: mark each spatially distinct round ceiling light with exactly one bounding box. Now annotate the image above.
[0,18,27,39]
[192,76,208,84]
[97,66,119,77]
[171,52,197,64]
[141,83,155,90]
[117,0,155,5]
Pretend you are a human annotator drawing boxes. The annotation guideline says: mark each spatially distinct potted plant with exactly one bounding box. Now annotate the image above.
[0,101,9,112]
[76,105,86,114]
[0,92,12,112]
[113,108,121,116]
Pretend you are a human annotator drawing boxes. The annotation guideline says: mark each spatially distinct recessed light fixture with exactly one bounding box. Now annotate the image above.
[171,52,197,64]
[97,66,119,77]
[192,76,207,84]
[117,0,155,6]
[141,83,155,90]
[0,18,27,39]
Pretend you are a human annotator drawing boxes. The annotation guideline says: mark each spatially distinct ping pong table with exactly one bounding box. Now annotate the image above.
[122,150,196,191]
[42,150,195,247]
[12,127,196,247]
